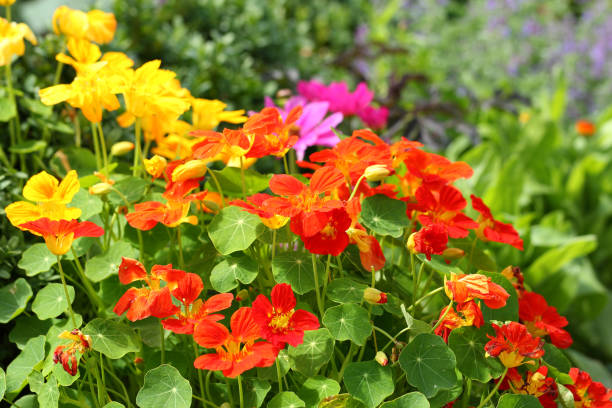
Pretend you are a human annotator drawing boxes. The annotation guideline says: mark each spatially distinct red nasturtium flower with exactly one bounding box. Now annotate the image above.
[193,307,279,378]
[53,329,92,376]
[519,291,572,349]
[407,223,448,260]
[19,218,104,255]
[471,195,523,250]
[113,258,184,321]
[485,322,545,368]
[567,368,612,408]
[499,366,558,408]
[575,120,596,137]
[444,273,509,309]
[251,283,319,347]
[162,273,234,335]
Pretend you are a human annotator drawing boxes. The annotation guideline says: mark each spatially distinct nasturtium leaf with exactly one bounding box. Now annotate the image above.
[52,362,79,386]
[557,384,575,408]
[83,318,140,359]
[69,188,104,221]
[136,365,192,408]
[326,278,368,304]
[9,316,52,350]
[257,350,290,381]
[210,254,258,292]
[379,392,429,408]
[208,206,265,255]
[267,391,305,408]
[104,403,126,408]
[27,371,44,393]
[0,278,33,323]
[360,195,410,238]
[37,375,59,408]
[343,361,394,408]
[5,335,46,393]
[479,271,518,322]
[244,378,271,408]
[108,176,148,206]
[13,394,38,408]
[10,140,47,154]
[448,326,504,382]
[542,343,571,373]
[453,241,496,272]
[0,367,5,400]
[207,167,271,197]
[0,96,16,121]
[319,394,367,407]
[297,376,341,408]
[416,254,463,277]
[496,394,541,408]
[427,371,463,408]
[85,240,138,282]
[272,251,323,295]
[399,333,457,398]
[288,329,335,376]
[32,283,75,320]
[18,244,57,276]
[323,304,372,346]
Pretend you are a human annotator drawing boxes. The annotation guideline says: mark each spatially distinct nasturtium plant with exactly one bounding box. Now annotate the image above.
[323,304,372,346]
[208,206,265,255]
[31,283,75,320]
[210,253,258,292]
[83,318,140,359]
[379,392,430,408]
[135,365,192,408]
[17,244,57,276]
[360,195,410,238]
[448,326,504,382]
[343,361,394,408]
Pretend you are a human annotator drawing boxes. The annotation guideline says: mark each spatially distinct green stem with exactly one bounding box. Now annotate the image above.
[239,156,247,196]
[431,299,454,333]
[348,174,366,201]
[276,359,283,393]
[224,378,234,407]
[412,261,426,311]
[71,248,105,312]
[271,229,277,262]
[92,121,102,170]
[282,154,290,174]
[381,327,410,352]
[177,225,184,268]
[321,254,332,302]
[133,118,142,176]
[138,230,145,265]
[192,340,206,408]
[337,343,356,382]
[159,322,165,364]
[372,326,396,343]
[311,254,324,318]
[475,367,508,408]
[73,114,81,147]
[97,122,109,178]
[86,367,101,408]
[57,256,78,329]
[206,168,226,207]
[5,56,24,171]
[3,397,22,408]
[53,40,66,85]
[237,375,244,408]
[408,286,444,312]
[462,377,472,408]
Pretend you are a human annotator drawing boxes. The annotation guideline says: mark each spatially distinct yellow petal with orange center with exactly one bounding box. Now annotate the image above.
[23,171,59,202]
[44,232,75,256]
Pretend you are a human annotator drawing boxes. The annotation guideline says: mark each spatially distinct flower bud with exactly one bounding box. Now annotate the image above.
[89,182,113,195]
[518,112,530,124]
[363,287,387,304]
[144,155,167,179]
[364,164,390,181]
[219,404,231,408]
[375,351,389,366]
[172,159,208,182]
[442,248,465,261]
[236,289,249,302]
[110,141,135,156]
[406,233,416,253]
[575,119,595,137]
[134,357,144,365]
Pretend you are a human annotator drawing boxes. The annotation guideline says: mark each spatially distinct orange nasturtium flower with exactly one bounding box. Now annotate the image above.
[5,170,81,230]
[19,218,104,255]
[53,329,92,376]
[0,17,36,66]
[471,195,523,250]
[245,106,302,158]
[191,98,247,131]
[52,6,116,44]
[113,258,185,322]
[444,272,509,309]
[485,322,545,368]
[575,119,596,137]
[193,307,279,378]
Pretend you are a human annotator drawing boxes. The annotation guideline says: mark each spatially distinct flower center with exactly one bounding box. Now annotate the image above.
[269,309,294,332]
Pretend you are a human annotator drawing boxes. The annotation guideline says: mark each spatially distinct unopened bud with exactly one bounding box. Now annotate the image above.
[375,351,388,366]
[110,141,135,156]
[364,164,390,182]
[219,403,231,408]
[144,155,167,179]
[442,248,465,261]
[406,233,416,253]
[575,119,595,137]
[134,357,144,365]
[236,289,249,302]
[202,200,220,213]
[89,182,113,195]
[363,287,387,304]
[172,159,208,182]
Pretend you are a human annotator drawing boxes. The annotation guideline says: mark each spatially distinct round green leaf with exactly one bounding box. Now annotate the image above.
[18,244,56,276]
[496,394,541,408]
[427,372,463,408]
[85,241,138,282]
[267,391,305,408]
[244,378,271,408]
[319,394,367,407]
[37,376,59,408]
[542,343,571,373]
[0,367,5,400]
[343,361,394,408]
[83,318,140,359]
[380,392,429,408]
[136,365,192,408]
[399,333,457,398]
[448,326,504,382]
[69,188,104,221]
[207,167,271,197]
[208,206,265,255]
[9,316,53,350]
[210,254,258,292]
[32,283,75,320]
[272,251,323,295]
[0,96,16,121]
[326,278,368,304]
[360,195,410,238]
[323,304,372,346]
[479,271,518,322]
[297,376,341,408]
[288,328,335,376]
[5,335,46,393]
[10,140,47,154]
[0,278,33,323]
[104,403,126,408]
[109,176,148,205]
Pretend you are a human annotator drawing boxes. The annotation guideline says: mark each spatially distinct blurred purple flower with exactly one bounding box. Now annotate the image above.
[264,96,343,161]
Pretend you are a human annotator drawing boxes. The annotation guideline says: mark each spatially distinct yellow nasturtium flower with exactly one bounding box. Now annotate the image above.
[52,6,116,44]
[0,18,36,66]
[0,0,16,6]
[191,98,247,131]
[5,170,82,232]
